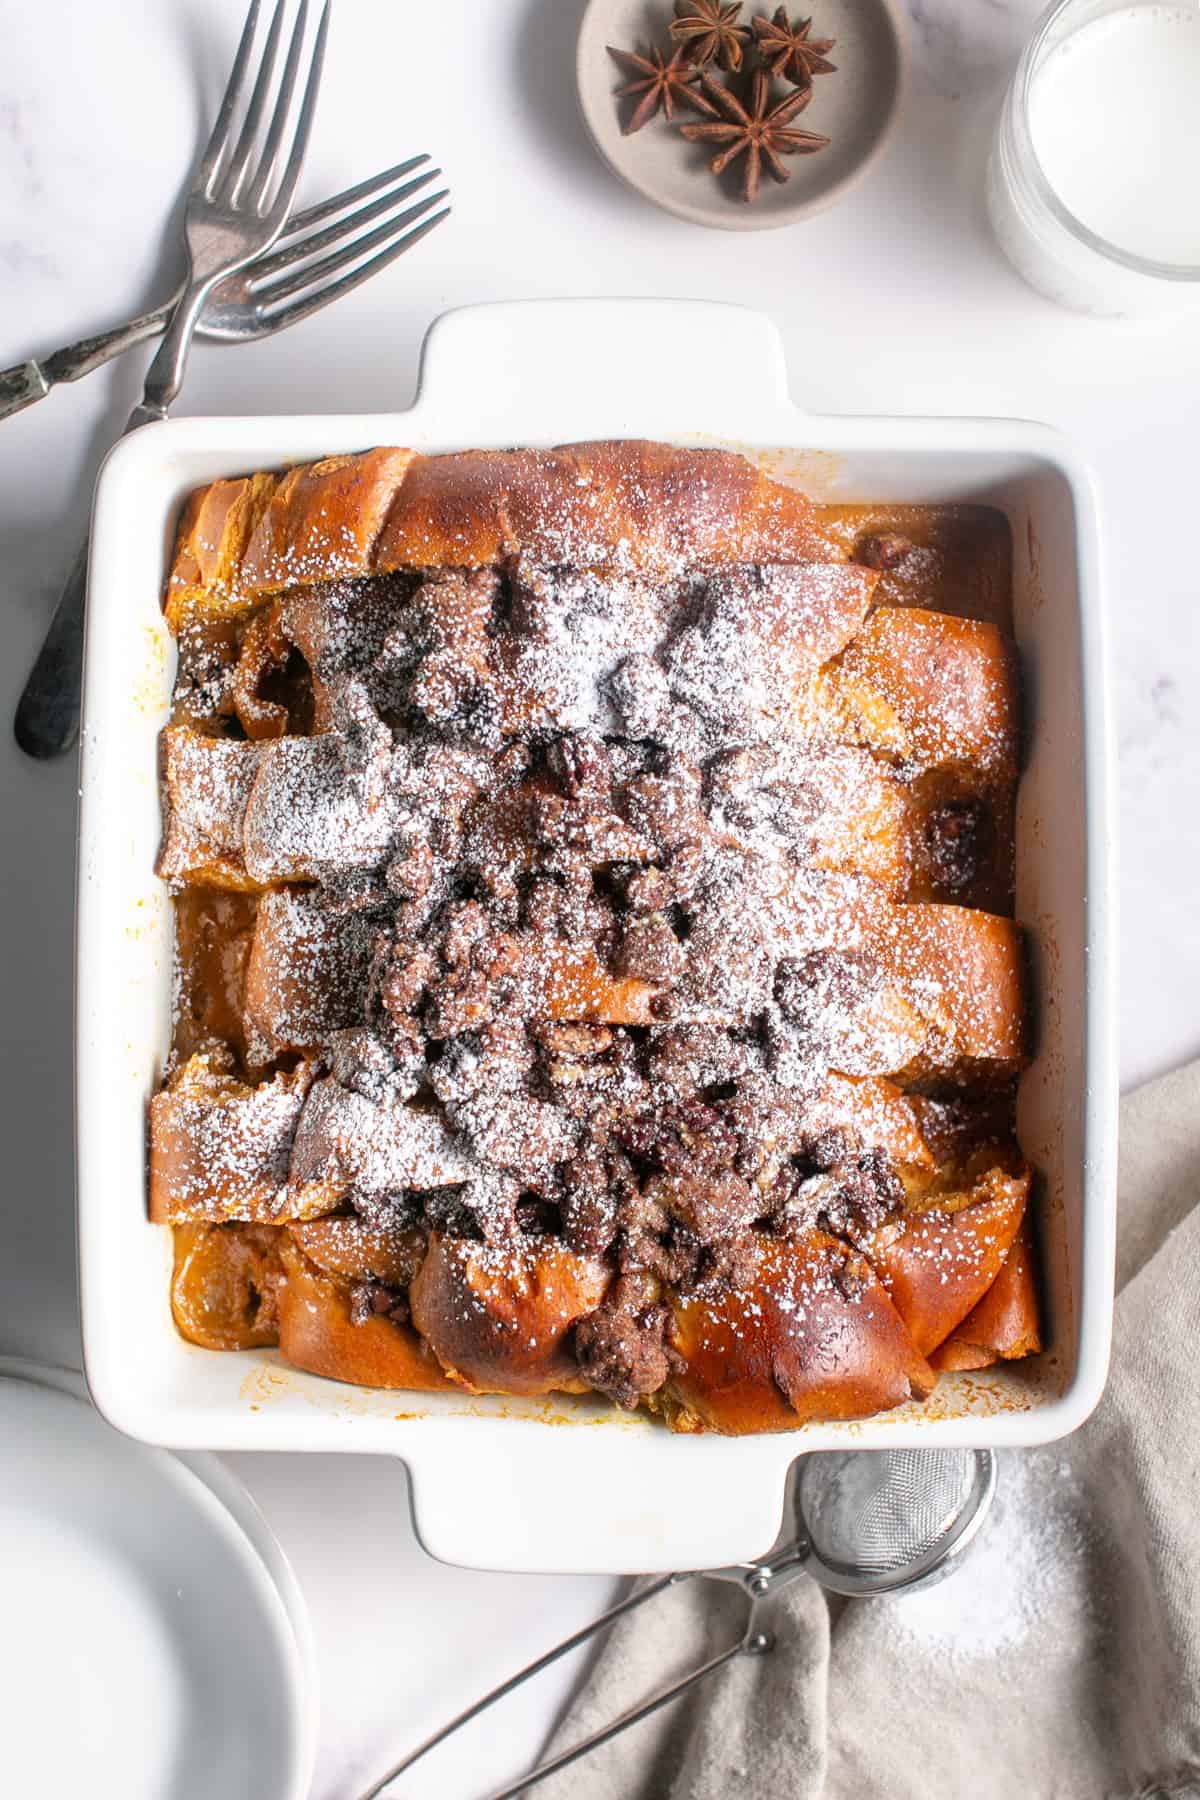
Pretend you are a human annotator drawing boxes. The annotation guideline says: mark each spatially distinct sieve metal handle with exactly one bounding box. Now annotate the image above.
[355,1548,812,1796]
[355,1571,699,1799]
[482,1612,774,1800]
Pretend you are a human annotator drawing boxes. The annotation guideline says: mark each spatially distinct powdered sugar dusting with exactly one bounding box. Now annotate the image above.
[155,450,1031,1425]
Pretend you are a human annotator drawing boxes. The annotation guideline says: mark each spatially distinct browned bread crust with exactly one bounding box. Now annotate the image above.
[409,1233,612,1396]
[287,1215,427,1286]
[149,1052,318,1224]
[880,903,1028,1083]
[810,606,1019,782]
[158,728,267,892]
[276,1239,458,1392]
[808,1073,936,1190]
[665,1232,936,1434]
[170,1222,281,1351]
[928,1213,1042,1370]
[165,442,843,630]
[866,1163,1031,1356]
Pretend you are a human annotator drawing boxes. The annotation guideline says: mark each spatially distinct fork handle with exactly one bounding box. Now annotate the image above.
[14,394,170,758]
[0,304,172,423]
[15,249,225,757]
[13,540,90,758]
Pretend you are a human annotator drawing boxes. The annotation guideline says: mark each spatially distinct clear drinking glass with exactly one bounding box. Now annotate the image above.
[987,0,1200,317]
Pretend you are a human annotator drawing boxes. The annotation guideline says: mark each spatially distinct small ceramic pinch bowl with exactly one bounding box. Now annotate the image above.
[577,0,906,230]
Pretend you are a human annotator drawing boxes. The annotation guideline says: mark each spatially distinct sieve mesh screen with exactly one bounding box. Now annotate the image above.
[798,1448,984,1581]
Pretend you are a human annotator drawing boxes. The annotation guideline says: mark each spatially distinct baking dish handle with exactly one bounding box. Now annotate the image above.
[408,297,799,443]
[403,1429,792,1575]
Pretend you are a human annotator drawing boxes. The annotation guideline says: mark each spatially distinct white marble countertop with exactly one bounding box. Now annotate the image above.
[1,0,1197,1793]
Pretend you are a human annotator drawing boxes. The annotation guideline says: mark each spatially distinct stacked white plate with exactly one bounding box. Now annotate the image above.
[1,1361,316,1799]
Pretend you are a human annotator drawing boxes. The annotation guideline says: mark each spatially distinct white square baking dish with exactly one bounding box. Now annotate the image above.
[77,299,1117,1574]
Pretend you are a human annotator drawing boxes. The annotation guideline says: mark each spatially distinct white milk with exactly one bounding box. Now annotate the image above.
[987,1,1200,314]
[1029,7,1200,265]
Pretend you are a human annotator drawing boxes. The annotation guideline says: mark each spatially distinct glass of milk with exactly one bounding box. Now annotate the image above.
[987,0,1200,315]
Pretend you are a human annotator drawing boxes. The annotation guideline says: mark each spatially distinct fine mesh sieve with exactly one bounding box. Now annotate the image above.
[795,1446,997,1597]
[359,1447,998,1799]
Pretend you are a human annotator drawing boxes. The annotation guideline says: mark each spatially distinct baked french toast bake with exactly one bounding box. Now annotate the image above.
[150,440,1040,1433]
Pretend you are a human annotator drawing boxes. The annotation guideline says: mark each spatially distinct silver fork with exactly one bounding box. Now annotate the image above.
[15,0,330,761]
[0,158,450,423]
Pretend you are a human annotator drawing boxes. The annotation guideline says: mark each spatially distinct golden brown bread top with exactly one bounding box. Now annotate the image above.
[277,1239,458,1392]
[666,1232,936,1435]
[409,1233,612,1397]
[168,471,278,627]
[165,441,842,630]
[928,1213,1042,1370]
[170,1192,1037,1425]
[866,1162,1031,1356]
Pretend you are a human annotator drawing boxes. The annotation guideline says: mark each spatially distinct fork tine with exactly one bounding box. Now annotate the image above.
[248,170,440,282]
[220,0,287,202]
[249,193,448,305]
[255,205,451,330]
[247,0,310,211]
[260,0,330,221]
[197,0,262,194]
[278,157,431,239]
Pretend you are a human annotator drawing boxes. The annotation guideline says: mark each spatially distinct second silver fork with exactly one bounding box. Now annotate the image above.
[0,158,450,424]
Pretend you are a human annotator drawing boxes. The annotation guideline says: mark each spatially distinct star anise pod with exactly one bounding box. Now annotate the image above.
[751,9,837,89]
[680,69,830,202]
[607,44,717,134]
[670,0,751,72]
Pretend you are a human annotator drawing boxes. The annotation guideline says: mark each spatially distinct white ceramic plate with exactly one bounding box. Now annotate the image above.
[0,1362,316,1800]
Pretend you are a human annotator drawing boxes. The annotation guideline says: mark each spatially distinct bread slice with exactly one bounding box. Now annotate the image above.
[665,1231,935,1435]
[866,1162,1031,1356]
[409,1233,611,1396]
[929,1213,1042,1370]
[150,1052,317,1224]
[165,442,846,631]
[277,1237,458,1392]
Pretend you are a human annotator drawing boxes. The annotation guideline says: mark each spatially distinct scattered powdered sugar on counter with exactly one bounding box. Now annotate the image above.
[866,1447,1109,1661]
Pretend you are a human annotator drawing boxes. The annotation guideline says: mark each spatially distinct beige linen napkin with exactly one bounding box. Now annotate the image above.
[541,1062,1200,1800]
